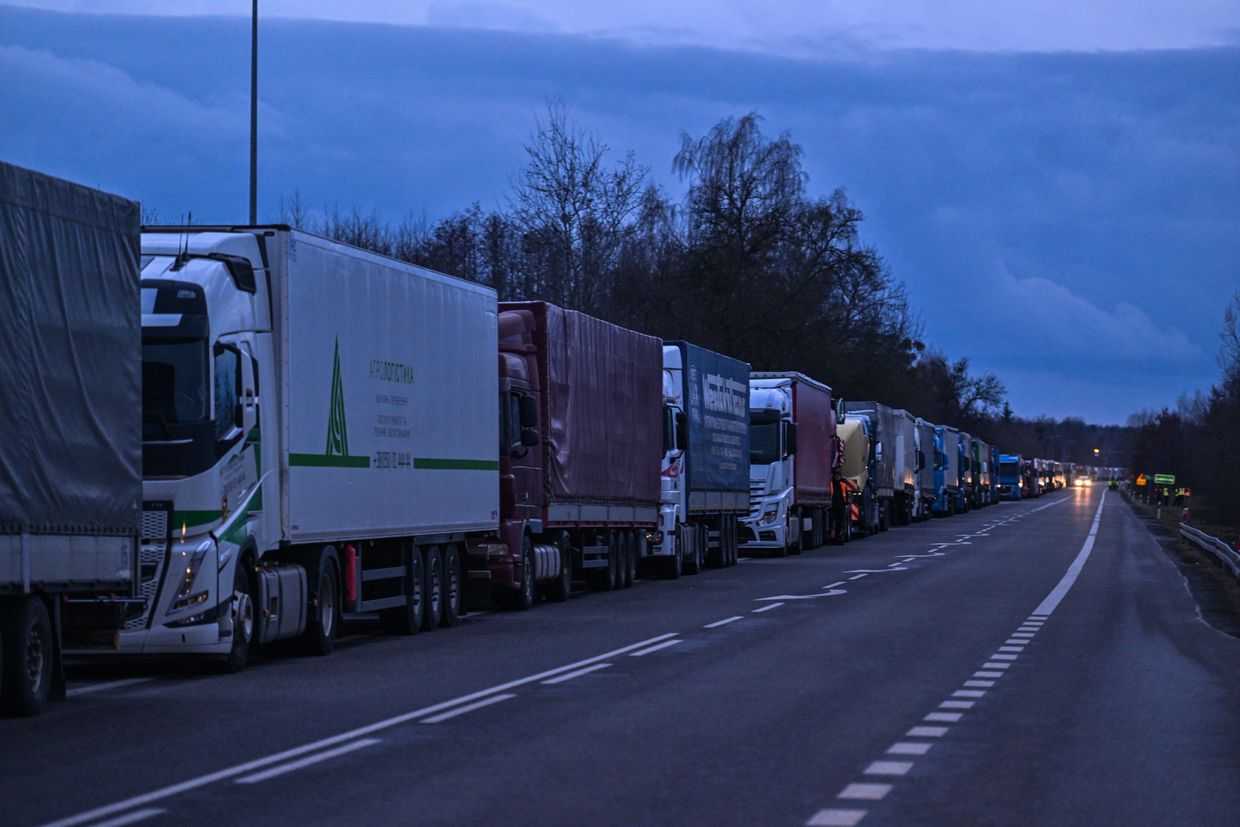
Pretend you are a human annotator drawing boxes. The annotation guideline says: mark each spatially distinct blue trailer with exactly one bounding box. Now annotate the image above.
[998,453,1024,500]
[653,342,750,575]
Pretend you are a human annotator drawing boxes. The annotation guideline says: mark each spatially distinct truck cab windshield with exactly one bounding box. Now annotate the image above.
[749,411,781,466]
[143,340,208,433]
[999,461,1020,477]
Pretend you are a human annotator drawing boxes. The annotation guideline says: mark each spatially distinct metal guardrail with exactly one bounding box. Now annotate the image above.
[1179,523,1240,581]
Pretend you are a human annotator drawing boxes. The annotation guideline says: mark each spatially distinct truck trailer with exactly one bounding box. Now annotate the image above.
[652,342,749,577]
[497,302,663,597]
[842,401,900,531]
[932,425,964,516]
[742,373,835,555]
[0,162,140,714]
[914,417,937,520]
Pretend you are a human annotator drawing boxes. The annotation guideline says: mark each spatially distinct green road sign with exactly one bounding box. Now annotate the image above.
[1153,474,1175,485]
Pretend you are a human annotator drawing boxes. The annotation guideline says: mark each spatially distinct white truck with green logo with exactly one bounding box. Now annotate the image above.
[121,226,499,669]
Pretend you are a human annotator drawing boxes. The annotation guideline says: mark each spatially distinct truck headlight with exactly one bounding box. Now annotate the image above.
[760,508,780,526]
[176,538,215,598]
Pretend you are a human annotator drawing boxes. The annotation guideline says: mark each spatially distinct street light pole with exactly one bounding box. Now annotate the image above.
[249,0,258,224]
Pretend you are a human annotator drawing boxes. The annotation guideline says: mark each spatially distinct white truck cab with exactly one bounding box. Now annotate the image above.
[742,381,797,552]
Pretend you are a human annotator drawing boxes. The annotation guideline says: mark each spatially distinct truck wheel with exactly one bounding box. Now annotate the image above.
[424,546,445,627]
[380,545,423,635]
[303,558,339,656]
[545,533,573,602]
[513,538,536,610]
[726,520,738,566]
[222,564,254,673]
[684,526,703,573]
[662,532,683,579]
[1,596,52,716]
[441,544,463,627]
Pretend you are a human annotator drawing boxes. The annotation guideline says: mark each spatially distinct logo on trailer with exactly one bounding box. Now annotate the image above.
[326,337,350,456]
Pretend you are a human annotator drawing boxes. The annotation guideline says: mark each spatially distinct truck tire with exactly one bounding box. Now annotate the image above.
[1,596,52,716]
[222,563,254,673]
[379,545,424,635]
[684,525,703,573]
[424,546,445,627]
[727,520,738,566]
[545,533,573,602]
[441,544,463,627]
[662,533,683,579]
[506,538,536,610]
[303,556,340,656]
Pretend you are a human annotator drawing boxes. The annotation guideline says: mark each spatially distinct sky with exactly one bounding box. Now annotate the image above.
[2,2,1238,424]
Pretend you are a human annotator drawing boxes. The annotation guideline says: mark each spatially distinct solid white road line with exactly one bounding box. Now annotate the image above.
[704,616,744,629]
[235,739,381,784]
[43,632,680,827]
[422,694,516,724]
[864,761,913,777]
[66,678,154,698]
[628,639,683,657]
[88,809,166,827]
[888,742,932,756]
[838,783,892,801]
[752,602,784,613]
[907,726,949,737]
[1033,491,1106,616]
[541,663,612,685]
[807,808,867,826]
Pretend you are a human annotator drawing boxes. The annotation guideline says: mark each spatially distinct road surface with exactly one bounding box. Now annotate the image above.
[3,485,1237,826]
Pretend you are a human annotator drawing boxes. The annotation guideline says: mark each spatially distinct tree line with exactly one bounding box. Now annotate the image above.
[281,105,1195,487]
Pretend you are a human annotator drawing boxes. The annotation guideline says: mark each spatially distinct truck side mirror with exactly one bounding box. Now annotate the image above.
[916,450,925,471]
[785,422,798,457]
[238,350,257,433]
[675,412,688,452]
[834,398,846,424]
[875,441,883,462]
[520,427,540,448]
[519,395,539,428]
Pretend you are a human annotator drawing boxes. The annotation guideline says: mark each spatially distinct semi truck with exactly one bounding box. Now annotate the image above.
[998,454,1024,500]
[742,373,835,555]
[842,401,901,531]
[891,409,920,524]
[1,162,140,715]
[652,342,748,577]
[932,425,964,515]
[837,411,882,536]
[968,437,994,508]
[498,302,662,597]
[110,225,509,669]
[914,417,937,520]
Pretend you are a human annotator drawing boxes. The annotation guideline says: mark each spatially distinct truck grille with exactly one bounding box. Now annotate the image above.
[126,506,171,631]
[749,481,765,514]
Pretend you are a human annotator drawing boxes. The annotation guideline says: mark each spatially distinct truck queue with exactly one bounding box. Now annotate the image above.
[1,163,1069,716]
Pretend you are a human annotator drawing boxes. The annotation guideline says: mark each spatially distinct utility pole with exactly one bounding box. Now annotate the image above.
[249,0,258,224]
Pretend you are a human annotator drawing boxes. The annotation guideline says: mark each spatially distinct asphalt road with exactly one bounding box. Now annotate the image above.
[4,485,1238,827]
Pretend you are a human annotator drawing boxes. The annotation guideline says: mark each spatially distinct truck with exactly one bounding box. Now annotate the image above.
[998,454,1024,500]
[967,437,992,508]
[891,410,920,524]
[1,162,140,714]
[742,373,835,555]
[106,225,513,670]
[652,342,748,577]
[842,401,901,531]
[837,410,883,536]
[497,302,662,597]
[914,417,938,520]
[932,425,964,515]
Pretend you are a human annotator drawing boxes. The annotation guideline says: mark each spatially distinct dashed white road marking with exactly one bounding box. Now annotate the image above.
[807,808,867,826]
[953,690,986,698]
[888,742,932,756]
[704,616,744,629]
[848,573,869,581]
[998,646,1024,653]
[66,678,154,698]
[975,671,1004,679]
[838,783,893,801]
[982,662,1011,670]
[235,738,382,784]
[88,809,166,827]
[422,694,516,724]
[940,700,975,709]
[752,602,784,614]
[964,680,995,688]
[542,663,612,685]
[1011,632,1035,638]
[925,712,962,722]
[907,726,949,737]
[628,639,683,657]
[990,653,1019,661]
[825,581,847,589]
[864,761,913,777]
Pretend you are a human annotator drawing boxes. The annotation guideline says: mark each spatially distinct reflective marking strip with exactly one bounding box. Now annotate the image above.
[541,664,612,685]
[235,739,381,784]
[422,694,516,724]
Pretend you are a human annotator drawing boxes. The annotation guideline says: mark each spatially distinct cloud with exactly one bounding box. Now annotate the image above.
[1,4,1236,424]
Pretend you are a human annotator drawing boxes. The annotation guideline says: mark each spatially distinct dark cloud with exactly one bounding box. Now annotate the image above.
[1,5,1236,423]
